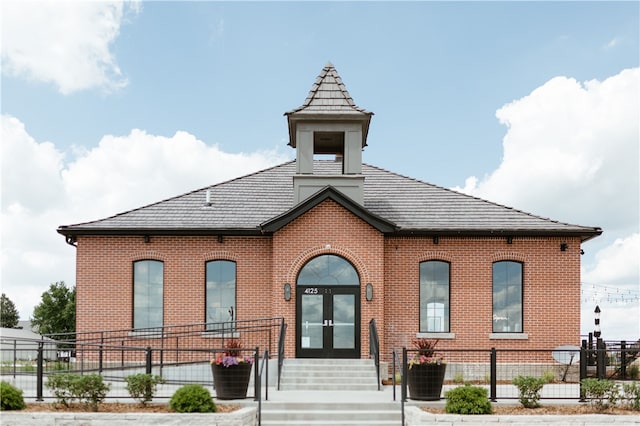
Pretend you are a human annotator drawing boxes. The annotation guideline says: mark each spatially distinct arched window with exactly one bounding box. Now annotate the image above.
[419,261,450,332]
[297,255,359,286]
[492,261,523,333]
[206,260,236,329]
[133,260,164,329]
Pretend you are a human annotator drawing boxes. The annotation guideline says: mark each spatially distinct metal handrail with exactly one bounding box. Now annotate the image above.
[255,348,269,425]
[45,317,285,346]
[368,319,380,390]
[277,321,287,390]
[401,347,408,425]
[391,348,403,402]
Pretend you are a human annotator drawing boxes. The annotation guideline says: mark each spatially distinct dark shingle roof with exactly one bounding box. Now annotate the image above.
[285,62,373,148]
[286,62,371,116]
[57,161,602,241]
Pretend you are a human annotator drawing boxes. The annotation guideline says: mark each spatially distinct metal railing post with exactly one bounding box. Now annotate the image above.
[13,340,17,378]
[392,349,397,401]
[620,341,627,380]
[596,338,605,379]
[401,347,407,425]
[145,347,152,375]
[265,349,269,401]
[254,347,259,402]
[36,342,44,401]
[579,342,587,402]
[98,344,103,373]
[490,347,497,402]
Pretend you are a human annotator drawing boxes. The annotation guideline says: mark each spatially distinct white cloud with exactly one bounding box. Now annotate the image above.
[0,114,292,319]
[583,234,640,286]
[63,128,291,222]
[581,234,640,340]
[1,116,66,211]
[455,68,640,340]
[457,68,639,234]
[0,0,139,94]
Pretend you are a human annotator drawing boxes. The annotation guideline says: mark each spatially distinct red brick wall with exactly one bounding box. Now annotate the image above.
[74,203,582,363]
[383,236,582,357]
[271,199,385,358]
[75,235,272,333]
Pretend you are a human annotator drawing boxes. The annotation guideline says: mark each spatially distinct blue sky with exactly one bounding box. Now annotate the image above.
[2,1,639,339]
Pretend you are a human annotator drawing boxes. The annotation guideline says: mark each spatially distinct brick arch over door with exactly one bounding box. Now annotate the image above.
[285,245,371,286]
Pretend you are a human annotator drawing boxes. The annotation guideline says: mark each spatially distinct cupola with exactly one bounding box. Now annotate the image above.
[285,63,374,205]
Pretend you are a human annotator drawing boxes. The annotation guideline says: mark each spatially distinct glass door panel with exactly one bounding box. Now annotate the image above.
[332,294,355,349]
[300,294,323,349]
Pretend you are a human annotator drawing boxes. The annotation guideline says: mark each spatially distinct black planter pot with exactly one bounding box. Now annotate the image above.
[407,362,447,401]
[211,362,252,400]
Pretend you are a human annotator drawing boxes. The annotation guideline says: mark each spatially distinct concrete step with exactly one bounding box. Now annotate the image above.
[259,401,401,426]
[279,359,380,391]
[281,376,377,384]
[283,359,376,365]
[279,383,379,391]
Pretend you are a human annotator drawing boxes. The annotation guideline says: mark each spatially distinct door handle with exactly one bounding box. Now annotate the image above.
[323,319,334,327]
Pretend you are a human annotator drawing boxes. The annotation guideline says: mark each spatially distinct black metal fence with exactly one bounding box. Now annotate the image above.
[1,327,637,405]
[1,318,284,401]
[397,343,639,403]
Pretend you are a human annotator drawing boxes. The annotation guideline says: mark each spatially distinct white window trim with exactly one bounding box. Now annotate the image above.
[127,331,166,339]
[416,332,455,339]
[201,332,241,339]
[489,333,529,340]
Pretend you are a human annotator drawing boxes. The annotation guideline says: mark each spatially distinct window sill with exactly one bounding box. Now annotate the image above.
[128,331,166,339]
[416,332,455,339]
[489,333,528,340]
[201,332,241,339]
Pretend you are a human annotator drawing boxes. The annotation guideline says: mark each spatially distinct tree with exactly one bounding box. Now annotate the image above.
[0,293,20,328]
[31,281,75,336]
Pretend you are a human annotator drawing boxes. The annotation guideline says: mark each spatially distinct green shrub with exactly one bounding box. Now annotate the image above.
[581,378,620,410]
[0,381,26,411]
[73,374,110,412]
[125,373,165,406]
[21,364,36,372]
[46,373,110,411]
[452,372,464,384]
[629,364,639,380]
[444,384,492,414]
[48,361,69,372]
[46,373,77,407]
[621,382,640,411]
[541,370,556,384]
[512,375,546,408]
[169,384,216,413]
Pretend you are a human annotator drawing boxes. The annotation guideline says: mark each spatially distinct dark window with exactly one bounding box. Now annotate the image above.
[206,260,236,330]
[420,261,450,332]
[133,260,163,329]
[492,261,523,333]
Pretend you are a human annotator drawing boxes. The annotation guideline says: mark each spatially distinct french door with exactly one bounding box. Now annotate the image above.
[296,285,360,358]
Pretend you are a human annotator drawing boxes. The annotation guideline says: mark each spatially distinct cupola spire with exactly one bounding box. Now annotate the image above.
[285,63,374,205]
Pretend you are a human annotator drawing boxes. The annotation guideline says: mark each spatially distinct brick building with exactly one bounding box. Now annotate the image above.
[58,63,601,362]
